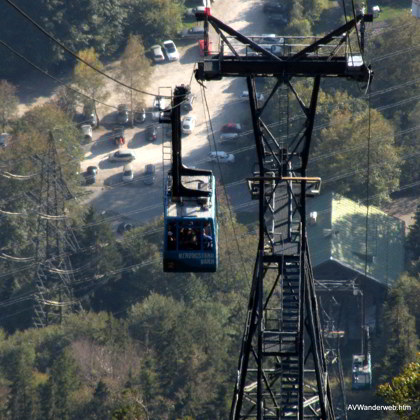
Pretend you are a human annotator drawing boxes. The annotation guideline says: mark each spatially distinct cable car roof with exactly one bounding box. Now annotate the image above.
[166,174,214,219]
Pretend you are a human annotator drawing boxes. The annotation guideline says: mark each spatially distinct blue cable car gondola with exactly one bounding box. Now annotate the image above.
[162,84,218,272]
[163,173,218,272]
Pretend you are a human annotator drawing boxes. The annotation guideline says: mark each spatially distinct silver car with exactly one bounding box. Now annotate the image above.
[151,45,165,62]
[179,26,205,39]
[108,150,136,162]
[208,151,235,163]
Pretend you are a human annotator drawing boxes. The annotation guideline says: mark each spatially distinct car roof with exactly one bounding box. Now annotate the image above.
[163,40,175,45]
[151,44,162,50]
[116,150,134,156]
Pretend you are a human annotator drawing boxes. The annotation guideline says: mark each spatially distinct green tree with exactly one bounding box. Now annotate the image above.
[379,285,418,382]
[406,206,420,276]
[0,80,19,131]
[1,0,128,78]
[377,354,420,419]
[71,207,123,311]
[73,48,110,121]
[112,386,149,420]
[118,35,151,126]
[43,348,80,420]
[311,104,400,204]
[3,343,38,420]
[126,0,185,45]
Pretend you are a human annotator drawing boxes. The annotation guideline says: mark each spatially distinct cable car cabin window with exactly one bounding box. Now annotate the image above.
[203,222,213,250]
[167,221,177,251]
[179,221,201,251]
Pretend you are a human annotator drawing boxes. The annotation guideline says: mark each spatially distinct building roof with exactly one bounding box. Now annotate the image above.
[308,192,405,287]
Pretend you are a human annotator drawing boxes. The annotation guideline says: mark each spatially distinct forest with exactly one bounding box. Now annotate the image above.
[0,0,419,419]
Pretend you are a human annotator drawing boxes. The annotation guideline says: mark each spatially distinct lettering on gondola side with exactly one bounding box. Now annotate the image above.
[178,252,214,259]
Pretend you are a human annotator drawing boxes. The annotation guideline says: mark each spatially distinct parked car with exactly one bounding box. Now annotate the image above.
[108,150,136,162]
[259,34,278,43]
[117,222,134,234]
[81,124,93,142]
[0,133,11,148]
[198,39,213,56]
[182,115,197,134]
[179,26,205,39]
[143,164,157,185]
[152,110,164,121]
[151,44,165,62]
[146,125,158,142]
[220,123,242,141]
[153,96,168,111]
[134,107,146,124]
[163,40,179,61]
[117,104,129,125]
[112,127,125,146]
[182,93,196,112]
[85,166,98,185]
[83,103,98,127]
[208,151,235,163]
[186,6,205,17]
[122,164,134,182]
[241,90,265,102]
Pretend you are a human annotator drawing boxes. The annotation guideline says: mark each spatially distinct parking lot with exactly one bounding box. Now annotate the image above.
[81,0,269,226]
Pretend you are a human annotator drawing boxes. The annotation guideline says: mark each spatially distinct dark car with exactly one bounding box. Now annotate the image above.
[112,127,125,146]
[220,123,242,141]
[83,103,99,128]
[134,107,146,124]
[85,166,98,185]
[146,125,158,142]
[117,104,129,125]
[143,164,156,185]
[221,123,242,133]
[117,222,134,234]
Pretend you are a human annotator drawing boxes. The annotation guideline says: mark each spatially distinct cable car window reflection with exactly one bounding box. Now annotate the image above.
[179,221,201,251]
[203,222,213,249]
[167,221,177,250]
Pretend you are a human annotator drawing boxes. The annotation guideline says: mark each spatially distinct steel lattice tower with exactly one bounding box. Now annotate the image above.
[32,132,80,327]
[195,9,372,420]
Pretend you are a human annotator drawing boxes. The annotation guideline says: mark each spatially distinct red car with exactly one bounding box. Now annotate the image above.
[220,123,242,142]
[198,39,213,56]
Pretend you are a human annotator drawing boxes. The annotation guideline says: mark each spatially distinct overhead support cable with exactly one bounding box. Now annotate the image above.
[3,0,185,99]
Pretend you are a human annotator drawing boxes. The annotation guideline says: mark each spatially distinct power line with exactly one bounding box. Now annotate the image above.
[0,178,417,299]
[3,0,190,99]
[201,85,250,280]
[0,39,193,118]
[0,40,118,111]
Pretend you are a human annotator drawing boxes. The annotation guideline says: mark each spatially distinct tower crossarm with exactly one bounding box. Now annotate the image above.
[195,12,372,83]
